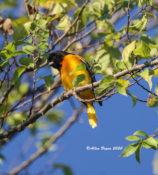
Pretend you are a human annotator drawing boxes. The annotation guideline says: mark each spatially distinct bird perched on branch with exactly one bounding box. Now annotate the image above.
[48,51,101,128]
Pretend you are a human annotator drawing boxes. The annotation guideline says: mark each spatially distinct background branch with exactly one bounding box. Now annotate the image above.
[10,105,84,175]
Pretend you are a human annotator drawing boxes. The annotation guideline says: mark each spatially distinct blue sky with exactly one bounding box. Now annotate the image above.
[0,1,158,175]
[1,84,158,175]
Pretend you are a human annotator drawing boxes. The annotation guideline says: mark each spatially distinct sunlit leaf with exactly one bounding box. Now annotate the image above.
[69,63,86,75]
[133,130,148,138]
[72,74,86,87]
[134,40,151,58]
[140,69,153,90]
[95,75,115,96]
[121,143,139,157]
[126,135,140,141]
[143,137,158,149]
[147,95,158,108]
[19,83,28,95]
[122,40,136,62]
[56,15,72,31]
[7,113,27,126]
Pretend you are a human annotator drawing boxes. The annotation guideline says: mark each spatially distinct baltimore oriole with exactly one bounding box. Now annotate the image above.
[48,51,101,128]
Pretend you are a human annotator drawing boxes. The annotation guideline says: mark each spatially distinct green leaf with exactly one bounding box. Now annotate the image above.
[46,110,64,125]
[22,45,34,54]
[41,75,54,91]
[96,20,115,33]
[142,141,152,149]
[19,83,29,95]
[138,0,153,6]
[7,113,27,126]
[56,15,72,31]
[147,95,158,108]
[143,137,158,149]
[154,70,158,77]
[122,40,136,62]
[116,60,126,70]
[12,66,26,84]
[74,8,86,29]
[12,50,26,56]
[0,0,17,9]
[116,79,130,88]
[95,75,115,96]
[116,79,130,96]
[38,0,77,9]
[94,49,110,74]
[135,142,142,163]
[30,122,47,135]
[8,89,22,104]
[116,82,127,96]
[6,42,16,53]
[127,91,137,107]
[72,74,86,87]
[140,69,153,90]
[120,143,139,157]
[134,40,151,58]
[54,164,73,175]
[133,130,148,138]
[38,41,49,51]
[13,25,28,41]
[130,15,148,32]
[24,21,32,32]
[126,135,140,141]
[12,17,28,27]
[19,57,34,67]
[69,63,86,76]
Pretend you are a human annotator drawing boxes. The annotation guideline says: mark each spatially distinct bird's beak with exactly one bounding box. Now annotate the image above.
[48,61,54,66]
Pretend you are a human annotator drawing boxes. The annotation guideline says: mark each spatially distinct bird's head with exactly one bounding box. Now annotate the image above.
[48,51,69,70]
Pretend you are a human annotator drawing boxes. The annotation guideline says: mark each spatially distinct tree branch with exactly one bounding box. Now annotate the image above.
[0,59,158,140]
[9,105,84,175]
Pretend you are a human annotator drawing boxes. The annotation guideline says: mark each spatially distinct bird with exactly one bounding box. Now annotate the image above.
[48,51,102,128]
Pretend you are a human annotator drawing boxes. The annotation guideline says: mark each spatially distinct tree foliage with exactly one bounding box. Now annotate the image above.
[0,0,158,174]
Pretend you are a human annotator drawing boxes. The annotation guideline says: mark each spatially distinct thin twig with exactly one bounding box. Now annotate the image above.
[63,26,96,51]
[126,0,131,44]
[53,0,90,48]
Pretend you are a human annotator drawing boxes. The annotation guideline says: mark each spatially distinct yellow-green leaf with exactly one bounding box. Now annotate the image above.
[72,74,86,87]
[147,95,158,108]
[122,40,136,62]
[121,143,139,157]
[140,69,153,90]
[126,135,140,141]
[133,130,148,138]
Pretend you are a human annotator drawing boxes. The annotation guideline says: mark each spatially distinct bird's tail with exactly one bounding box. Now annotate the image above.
[86,103,97,128]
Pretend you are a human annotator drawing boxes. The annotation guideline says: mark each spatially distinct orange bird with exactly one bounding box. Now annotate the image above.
[48,51,101,128]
